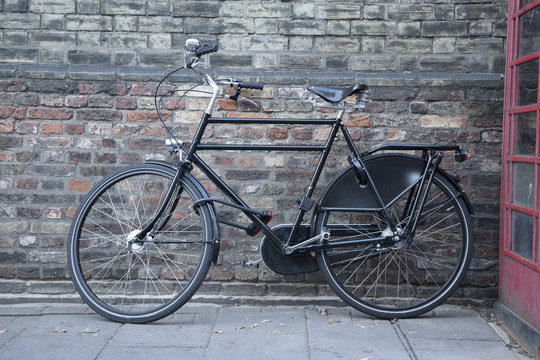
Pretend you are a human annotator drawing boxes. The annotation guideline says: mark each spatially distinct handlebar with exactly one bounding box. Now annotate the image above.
[237,81,264,90]
[196,43,218,57]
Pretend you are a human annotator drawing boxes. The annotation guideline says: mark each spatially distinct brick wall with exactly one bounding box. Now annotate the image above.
[0,0,505,304]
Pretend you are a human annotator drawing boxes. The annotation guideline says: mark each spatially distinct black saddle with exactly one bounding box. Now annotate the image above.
[306,84,368,103]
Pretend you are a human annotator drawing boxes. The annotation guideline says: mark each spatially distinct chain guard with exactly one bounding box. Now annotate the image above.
[260,224,319,275]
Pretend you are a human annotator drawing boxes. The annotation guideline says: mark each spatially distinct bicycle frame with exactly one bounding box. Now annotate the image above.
[140,69,467,256]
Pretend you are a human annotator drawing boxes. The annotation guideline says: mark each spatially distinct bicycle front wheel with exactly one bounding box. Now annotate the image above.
[68,163,214,323]
[314,169,473,318]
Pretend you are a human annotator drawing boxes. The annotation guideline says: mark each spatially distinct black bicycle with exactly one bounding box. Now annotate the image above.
[68,39,473,324]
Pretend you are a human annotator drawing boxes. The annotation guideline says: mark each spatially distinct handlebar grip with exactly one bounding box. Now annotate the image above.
[238,82,264,90]
[196,43,218,57]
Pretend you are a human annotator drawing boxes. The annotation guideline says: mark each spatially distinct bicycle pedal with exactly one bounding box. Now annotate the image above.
[246,210,274,237]
[243,258,263,268]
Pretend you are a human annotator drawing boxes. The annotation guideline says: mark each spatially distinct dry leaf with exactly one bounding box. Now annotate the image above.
[360,357,370,360]
[235,326,245,330]
[272,331,280,335]
[357,325,367,329]
[250,323,260,329]
[53,329,67,333]
[213,330,223,334]
[320,311,327,316]
[327,318,336,324]
[0,329,7,334]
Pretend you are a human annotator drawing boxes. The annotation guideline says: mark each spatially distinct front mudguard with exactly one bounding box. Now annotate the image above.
[315,153,473,213]
[145,160,221,264]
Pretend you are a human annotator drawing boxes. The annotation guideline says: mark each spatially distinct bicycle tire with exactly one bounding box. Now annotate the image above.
[314,167,473,318]
[68,163,214,323]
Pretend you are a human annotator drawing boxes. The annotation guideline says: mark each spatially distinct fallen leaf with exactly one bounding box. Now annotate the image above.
[357,325,367,329]
[213,330,223,335]
[250,323,260,329]
[0,329,6,334]
[272,331,280,335]
[391,318,400,326]
[235,326,245,330]
[328,318,336,324]
[320,311,327,316]
[83,328,99,334]
[226,341,235,345]
[261,319,272,323]
[53,329,67,333]
[360,357,370,360]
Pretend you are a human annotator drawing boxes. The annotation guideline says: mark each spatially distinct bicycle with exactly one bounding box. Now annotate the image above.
[67,39,473,324]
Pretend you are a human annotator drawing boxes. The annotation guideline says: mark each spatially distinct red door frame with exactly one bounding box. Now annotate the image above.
[500,0,540,330]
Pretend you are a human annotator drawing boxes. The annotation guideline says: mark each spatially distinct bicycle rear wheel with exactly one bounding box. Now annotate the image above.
[314,169,473,318]
[68,163,214,323]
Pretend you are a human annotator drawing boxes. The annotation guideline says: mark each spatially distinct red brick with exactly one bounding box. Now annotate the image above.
[0,152,14,161]
[16,178,38,190]
[44,208,64,219]
[16,122,38,134]
[77,109,122,122]
[163,98,185,110]
[79,83,127,95]
[0,107,23,119]
[28,108,73,120]
[115,97,137,110]
[126,111,169,122]
[291,128,312,140]
[420,115,468,128]
[65,95,88,108]
[215,99,236,111]
[214,156,234,166]
[67,179,90,192]
[344,114,370,127]
[94,153,117,164]
[238,156,261,167]
[240,127,263,139]
[140,125,165,136]
[65,124,85,135]
[267,127,288,140]
[40,123,63,134]
[131,83,173,96]
[0,121,14,133]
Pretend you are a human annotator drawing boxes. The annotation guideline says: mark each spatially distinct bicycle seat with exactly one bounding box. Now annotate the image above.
[306,84,368,103]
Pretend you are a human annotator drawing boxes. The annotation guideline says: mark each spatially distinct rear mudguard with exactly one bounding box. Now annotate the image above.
[145,160,221,264]
[316,153,473,214]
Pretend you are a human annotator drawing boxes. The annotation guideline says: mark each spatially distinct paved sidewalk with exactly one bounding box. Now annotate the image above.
[0,303,528,360]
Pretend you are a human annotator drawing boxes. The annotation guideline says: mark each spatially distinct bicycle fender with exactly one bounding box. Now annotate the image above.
[144,160,222,264]
[317,154,473,214]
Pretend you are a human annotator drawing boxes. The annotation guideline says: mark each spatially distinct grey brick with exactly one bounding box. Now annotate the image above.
[148,34,171,49]
[117,67,164,81]
[316,3,361,19]
[5,31,28,46]
[254,18,279,34]
[456,4,501,20]
[41,14,65,30]
[361,38,384,53]
[220,2,245,17]
[113,16,138,32]
[289,37,313,51]
[242,36,287,51]
[40,48,64,63]
[422,21,467,37]
[327,21,350,36]
[139,17,182,33]
[4,0,29,12]
[184,18,208,33]
[66,16,113,31]
[397,22,421,37]
[279,20,325,36]
[77,32,101,47]
[433,38,456,53]
[148,1,171,15]
[68,65,116,80]
[102,0,146,15]
[0,48,39,63]
[314,37,359,53]
[455,38,504,54]
[326,55,349,70]
[387,38,432,54]
[0,13,41,29]
[363,5,385,20]
[434,5,455,21]
[19,65,67,79]
[208,18,254,34]
[351,55,396,71]
[138,50,185,66]
[29,31,76,46]
[210,54,252,68]
[102,33,147,48]
[172,2,219,17]
[388,5,433,21]
[280,55,323,70]
[77,0,99,14]
[245,3,291,18]
[470,21,494,36]
[29,0,75,13]
[352,21,396,36]
[67,49,111,65]
[0,65,18,78]
[113,51,137,66]
[293,3,314,19]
